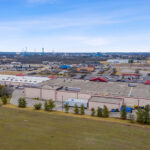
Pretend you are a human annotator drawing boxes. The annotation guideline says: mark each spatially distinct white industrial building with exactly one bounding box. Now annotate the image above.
[107,59,147,64]
[107,59,129,64]
[0,75,50,86]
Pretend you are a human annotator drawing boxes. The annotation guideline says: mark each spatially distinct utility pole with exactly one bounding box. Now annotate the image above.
[62,96,64,112]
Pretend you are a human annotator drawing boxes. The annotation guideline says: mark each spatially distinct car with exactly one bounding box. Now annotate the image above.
[17,86,24,89]
[116,79,121,82]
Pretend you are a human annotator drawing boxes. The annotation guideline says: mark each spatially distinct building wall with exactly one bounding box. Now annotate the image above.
[5,81,11,85]
[42,89,55,100]
[56,91,77,102]
[88,101,120,110]
[25,87,41,99]
[24,87,91,102]
[78,93,91,99]
[124,98,139,106]
[124,97,150,106]
[24,87,150,109]
[55,92,91,101]
[139,99,150,106]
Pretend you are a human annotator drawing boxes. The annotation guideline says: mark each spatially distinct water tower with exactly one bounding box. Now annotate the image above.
[42,48,45,56]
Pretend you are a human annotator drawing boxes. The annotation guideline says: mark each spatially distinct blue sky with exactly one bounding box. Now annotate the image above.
[0,0,150,52]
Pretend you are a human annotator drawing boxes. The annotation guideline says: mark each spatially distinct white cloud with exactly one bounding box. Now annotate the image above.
[0,34,150,52]
[0,4,149,52]
[64,36,108,46]
[0,35,109,52]
[82,38,108,46]
[0,15,125,33]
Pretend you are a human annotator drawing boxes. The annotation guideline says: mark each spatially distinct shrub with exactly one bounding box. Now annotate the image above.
[18,97,26,108]
[136,108,145,124]
[74,104,79,114]
[80,104,85,115]
[136,108,144,123]
[121,104,127,120]
[1,95,7,105]
[136,105,150,124]
[64,103,69,113]
[97,107,102,117]
[91,108,96,116]
[44,100,55,112]
[144,105,150,124]
[0,85,12,97]
[34,103,42,110]
[44,101,49,111]
[102,105,109,118]
[49,99,55,111]
[0,86,5,97]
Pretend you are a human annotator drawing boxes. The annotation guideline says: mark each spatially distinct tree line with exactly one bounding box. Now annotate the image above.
[0,85,13,105]
[1,97,150,125]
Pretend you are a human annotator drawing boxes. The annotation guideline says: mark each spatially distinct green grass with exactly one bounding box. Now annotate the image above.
[0,107,150,150]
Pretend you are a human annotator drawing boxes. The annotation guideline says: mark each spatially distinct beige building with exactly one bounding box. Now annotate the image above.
[24,78,150,110]
[24,87,91,102]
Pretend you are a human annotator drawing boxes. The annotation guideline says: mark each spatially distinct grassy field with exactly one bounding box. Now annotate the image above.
[0,107,150,150]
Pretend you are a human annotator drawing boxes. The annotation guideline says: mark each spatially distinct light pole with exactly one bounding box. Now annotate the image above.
[62,96,64,112]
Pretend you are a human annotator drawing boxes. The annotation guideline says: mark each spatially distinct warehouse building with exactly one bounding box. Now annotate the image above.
[77,67,95,73]
[24,78,150,110]
[122,74,141,80]
[0,75,49,86]
[88,96,123,110]
[107,59,129,64]
[24,86,91,101]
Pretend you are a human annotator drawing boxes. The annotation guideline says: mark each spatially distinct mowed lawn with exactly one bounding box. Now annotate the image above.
[0,107,150,150]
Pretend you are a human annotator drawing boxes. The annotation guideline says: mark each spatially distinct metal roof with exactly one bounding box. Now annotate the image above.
[0,75,49,84]
[122,74,140,76]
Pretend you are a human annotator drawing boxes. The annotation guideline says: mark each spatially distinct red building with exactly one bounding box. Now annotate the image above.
[122,74,140,80]
[90,77,107,82]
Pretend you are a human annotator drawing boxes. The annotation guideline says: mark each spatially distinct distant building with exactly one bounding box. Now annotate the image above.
[10,62,34,71]
[42,48,45,56]
[0,75,49,86]
[11,62,22,66]
[122,74,141,80]
[42,61,49,65]
[77,67,95,73]
[107,59,147,64]
[59,65,71,69]
[58,70,69,75]
[134,60,147,64]
[107,59,129,64]
[42,61,62,66]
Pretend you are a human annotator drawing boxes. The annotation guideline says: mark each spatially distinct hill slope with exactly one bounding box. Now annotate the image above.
[0,107,150,150]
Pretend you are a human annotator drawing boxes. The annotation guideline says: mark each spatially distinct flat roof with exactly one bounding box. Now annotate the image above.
[0,75,49,84]
[42,78,150,99]
[122,74,140,76]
